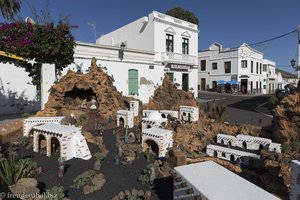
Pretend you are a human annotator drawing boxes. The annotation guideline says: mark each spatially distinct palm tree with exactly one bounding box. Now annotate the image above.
[0,0,21,20]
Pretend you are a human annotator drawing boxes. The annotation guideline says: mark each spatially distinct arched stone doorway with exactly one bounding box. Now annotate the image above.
[213,151,218,157]
[228,141,232,147]
[221,139,224,145]
[38,134,47,152]
[50,137,60,155]
[230,154,235,162]
[119,117,124,127]
[188,113,191,122]
[161,113,166,118]
[144,140,159,156]
[259,144,264,152]
[242,141,247,149]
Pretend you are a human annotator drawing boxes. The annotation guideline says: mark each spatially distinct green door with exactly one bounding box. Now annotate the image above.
[128,69,138,95]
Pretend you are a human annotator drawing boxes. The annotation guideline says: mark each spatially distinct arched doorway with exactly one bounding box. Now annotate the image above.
[147,125,152,128]
[213,151,218,157]
[161,114,166,118]
[50,137,60,155]
[38,134,47,152]
[144,140,159,156]
[228,141,232,147]
[221,139,224,145]
[182,112,186,121]
[230,154,235,162]
[188,113,191,122]
[119,117,124,127]
[242,141,247,149]
[259,144,264,152]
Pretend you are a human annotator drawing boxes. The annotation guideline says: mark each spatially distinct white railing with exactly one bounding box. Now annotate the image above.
[161,52,197,65]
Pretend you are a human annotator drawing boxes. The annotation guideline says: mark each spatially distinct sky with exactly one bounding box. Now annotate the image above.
[3,0,300,73]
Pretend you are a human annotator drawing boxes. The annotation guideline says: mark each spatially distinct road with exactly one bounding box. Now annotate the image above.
[198,91,273,127]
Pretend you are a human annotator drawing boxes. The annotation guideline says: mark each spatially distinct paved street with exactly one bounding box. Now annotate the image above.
[198,91,273,127]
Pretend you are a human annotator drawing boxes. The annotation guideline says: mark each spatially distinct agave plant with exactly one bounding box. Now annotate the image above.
[0,155,28,185]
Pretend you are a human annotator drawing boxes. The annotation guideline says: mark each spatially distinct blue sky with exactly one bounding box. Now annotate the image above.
[5,0,300,73]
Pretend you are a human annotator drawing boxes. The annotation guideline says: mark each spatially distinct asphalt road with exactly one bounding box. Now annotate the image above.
[198,91,273,127]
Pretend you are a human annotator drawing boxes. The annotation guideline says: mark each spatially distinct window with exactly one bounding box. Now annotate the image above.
[263,64,267,72]
[212,62,217,70]
[166,34,174,52]
[200,60,206,71]
[166,72,174,82]
[263,85,266,89]
[241,60,247,68]
[224,61,231,73]
[256,62,258,74]
[251,61,253,73]
[182,38,189,55]
[260,63,262,74]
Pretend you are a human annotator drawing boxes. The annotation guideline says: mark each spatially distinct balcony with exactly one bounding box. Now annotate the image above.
[161,52,197,66]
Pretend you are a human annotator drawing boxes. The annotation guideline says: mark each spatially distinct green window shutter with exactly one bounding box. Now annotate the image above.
[128,69,138,95]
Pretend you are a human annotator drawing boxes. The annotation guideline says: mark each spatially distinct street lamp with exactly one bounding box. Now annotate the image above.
[119,42,126,61]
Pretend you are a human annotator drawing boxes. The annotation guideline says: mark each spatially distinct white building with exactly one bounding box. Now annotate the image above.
[276,68,298,88]
[173,161,280,200]
[206,144,261,165]
[23,116,65,136]
[116,110,134,128]
[96,11,198,100]
[198,43,282,94]
[217,134,281,153]
[290,160,300,200]
[141,110,167,129]
[32,123,91,161]
[142,127,173,157]
[129,100,139,117]
[179,105,199,122]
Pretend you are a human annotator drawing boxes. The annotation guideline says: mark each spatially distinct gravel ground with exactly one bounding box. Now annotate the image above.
[11,128,172,200]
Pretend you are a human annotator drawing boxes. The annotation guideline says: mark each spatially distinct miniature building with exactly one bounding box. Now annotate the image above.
[217,134,281,153]
[117,110,134,128]
[23,116,65,137]
[159,110,178,119]
[142,110,167,129]
[130,100,139,117]
[142,110,158,118]
[206,144,261,165]
[142,127,173,157]
[179,105,199,122]
[290,160,300,200]
[173,161,280,200]
[32,123,91,161]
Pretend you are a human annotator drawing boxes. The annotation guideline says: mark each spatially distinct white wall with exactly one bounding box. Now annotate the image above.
[97,16,154,52]
[0,62,40,115]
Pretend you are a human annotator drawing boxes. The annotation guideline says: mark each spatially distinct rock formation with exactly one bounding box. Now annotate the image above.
[272,92,300,143]
[36,57,130,119]
[146,74,198,110]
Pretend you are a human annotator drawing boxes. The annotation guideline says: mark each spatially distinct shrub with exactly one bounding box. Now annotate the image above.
[0,155,29,185]
[43,186,65,200]
[21,113,31,118]
[281,143,291,153]
[268,96,278,109]
[71,170,96,189]
[93,152,104,161]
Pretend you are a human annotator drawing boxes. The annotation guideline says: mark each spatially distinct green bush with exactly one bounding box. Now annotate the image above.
[71,170,96,189]
[268,96,278,109]
[93,152,104,161]
[21,113,31,118]
[43,186,65,200]
[0,155,29,185]
[281,143,291,153]
[204,101,226,122]
[291,140,300,152]
[78,114,87,125]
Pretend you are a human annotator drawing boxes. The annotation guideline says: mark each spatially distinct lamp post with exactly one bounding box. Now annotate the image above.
[119,42,126,61]
[290,25,300,90]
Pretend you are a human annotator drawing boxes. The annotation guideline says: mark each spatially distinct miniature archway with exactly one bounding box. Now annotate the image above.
[38,134,47,152]
[228,141,232,147]
[230,154,235,162]
[161,113,166,118]
[50,137,60,155]
[188,113,191,122]
[242,141,247,149]
[119,117,125,127]
[214,151,218,157]
[144,139,159,156]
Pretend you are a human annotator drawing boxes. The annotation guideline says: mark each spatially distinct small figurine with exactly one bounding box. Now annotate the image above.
[58,157,65,178]
[90,96,97,110]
